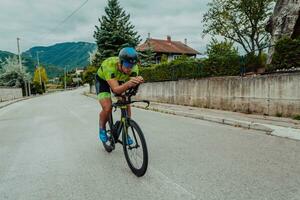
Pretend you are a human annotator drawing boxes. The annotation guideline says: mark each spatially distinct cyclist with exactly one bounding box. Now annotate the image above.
[95,47,144,145]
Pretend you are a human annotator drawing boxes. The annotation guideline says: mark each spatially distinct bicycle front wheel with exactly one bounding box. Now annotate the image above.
[122,119,148,177]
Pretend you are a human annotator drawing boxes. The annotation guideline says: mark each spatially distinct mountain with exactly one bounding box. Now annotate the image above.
[0,50,35,73]
[0,50,63,78]
[23,42,97,70]
[0,50,15,61]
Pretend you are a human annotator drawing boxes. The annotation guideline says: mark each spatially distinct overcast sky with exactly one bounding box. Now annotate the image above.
[0,0,212,54]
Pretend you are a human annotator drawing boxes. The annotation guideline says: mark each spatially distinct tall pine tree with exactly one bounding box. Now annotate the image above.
[93,0,141,66]
[139,42,156,67]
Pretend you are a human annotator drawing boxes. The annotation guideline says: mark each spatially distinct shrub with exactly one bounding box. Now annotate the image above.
[268,37,300,71]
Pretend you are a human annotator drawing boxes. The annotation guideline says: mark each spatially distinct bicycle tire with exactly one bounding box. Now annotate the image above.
[122,119,148,177]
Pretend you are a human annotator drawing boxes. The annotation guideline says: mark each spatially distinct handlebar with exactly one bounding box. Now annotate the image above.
[114,85,139,99]
[112,100,150,109]
[112,84,150,110]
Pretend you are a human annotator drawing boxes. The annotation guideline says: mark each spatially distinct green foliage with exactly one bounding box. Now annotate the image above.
[203,0,274,54]
[203,39,240,76]
[140,57,204,82]
[241,52,267,73]
[293,115,300,120]
[93,0,141,65]
[161,54,168,63]
[268,37,300,71]
[139,43,156,67]
[83,65,98,85]
[31,82,44,94]
[140,40,243,82]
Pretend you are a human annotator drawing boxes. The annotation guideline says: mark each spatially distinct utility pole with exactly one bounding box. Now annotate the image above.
[76,68,79,88]
[17,38,28,96]
[64,67,67,90]
[17,38,22,70]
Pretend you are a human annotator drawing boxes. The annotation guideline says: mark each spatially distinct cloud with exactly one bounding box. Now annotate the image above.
[0,0,211,53]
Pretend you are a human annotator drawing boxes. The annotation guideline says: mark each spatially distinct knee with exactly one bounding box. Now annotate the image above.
[102,106,112,113]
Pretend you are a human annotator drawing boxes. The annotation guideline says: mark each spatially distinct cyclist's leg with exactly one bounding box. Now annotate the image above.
[127,105,131,118]
[99,98,112,129]
[95,75,112,141]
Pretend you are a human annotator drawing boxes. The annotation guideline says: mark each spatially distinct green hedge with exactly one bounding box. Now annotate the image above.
[268,37,300,71]
[140,56,241,82]
[140,58,205,82]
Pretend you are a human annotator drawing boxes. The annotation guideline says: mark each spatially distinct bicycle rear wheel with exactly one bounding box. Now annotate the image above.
[122,119,148,177]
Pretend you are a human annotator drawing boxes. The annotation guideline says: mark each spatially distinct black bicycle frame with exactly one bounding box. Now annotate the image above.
[108,105,129,145]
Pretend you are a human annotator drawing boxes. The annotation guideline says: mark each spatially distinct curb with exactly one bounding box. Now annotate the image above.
[0,97,32,109]
[82,92,274,134]
[132,105,274,134]
[83,92,300,140]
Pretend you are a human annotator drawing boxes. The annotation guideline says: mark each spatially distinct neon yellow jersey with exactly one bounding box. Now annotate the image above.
[97,57,139,81]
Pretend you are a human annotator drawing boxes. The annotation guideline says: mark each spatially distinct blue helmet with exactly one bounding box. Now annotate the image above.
[119,47,138,68]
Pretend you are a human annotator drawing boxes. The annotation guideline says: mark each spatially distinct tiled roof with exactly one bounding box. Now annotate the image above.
[137,37,200,55]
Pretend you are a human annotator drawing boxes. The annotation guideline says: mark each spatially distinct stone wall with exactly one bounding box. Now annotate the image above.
[0,88,23,102]
[135,73,300,117]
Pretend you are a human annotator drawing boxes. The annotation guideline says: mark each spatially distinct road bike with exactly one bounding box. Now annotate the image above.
[102,86,149,177]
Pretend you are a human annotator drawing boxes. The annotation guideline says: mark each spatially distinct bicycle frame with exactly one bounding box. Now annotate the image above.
[109,97,149,146]
[108,104,130,145]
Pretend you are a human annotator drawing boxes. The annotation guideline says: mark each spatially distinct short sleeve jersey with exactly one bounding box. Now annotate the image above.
[97,57,139,82]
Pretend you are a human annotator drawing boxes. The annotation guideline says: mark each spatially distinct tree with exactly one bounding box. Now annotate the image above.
[32,66,48,93]
[203,0,274,55]
[203,39,240,76]
[93,0,141,65]
[0,56,31,88]
[268,37,300,71]
[33,66,48,84]
[82,65,98,92]
[139,43,156,67]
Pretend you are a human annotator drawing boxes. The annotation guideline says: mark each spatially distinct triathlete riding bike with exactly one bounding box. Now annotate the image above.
[95,47,144,145]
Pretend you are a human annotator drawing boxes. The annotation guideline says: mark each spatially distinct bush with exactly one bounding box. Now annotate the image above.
[293,115,300,120]
[31,82,44,94]
[268,37,300,71]
[242,53,267,73]
[203,39,240,76]
[140,40,243,82]
[140,57,204,82]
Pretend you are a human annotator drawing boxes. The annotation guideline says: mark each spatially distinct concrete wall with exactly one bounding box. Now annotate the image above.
[0,88,23,102]
[136,73,300,117]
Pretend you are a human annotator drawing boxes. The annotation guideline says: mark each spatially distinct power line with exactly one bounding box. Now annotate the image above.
[52,0,89,32]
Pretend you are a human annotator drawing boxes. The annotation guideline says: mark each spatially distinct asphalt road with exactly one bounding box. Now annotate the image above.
[0,88,300,200]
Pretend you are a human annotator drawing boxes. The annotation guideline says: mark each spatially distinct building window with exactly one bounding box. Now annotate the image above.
[173,55,181,60]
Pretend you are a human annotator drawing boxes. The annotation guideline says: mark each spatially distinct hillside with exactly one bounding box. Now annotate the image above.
[23,42,96,69]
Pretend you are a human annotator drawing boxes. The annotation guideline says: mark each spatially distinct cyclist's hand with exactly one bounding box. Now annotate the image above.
[129,77,142,84]
[136,76,144,83]
[127,79,139,88]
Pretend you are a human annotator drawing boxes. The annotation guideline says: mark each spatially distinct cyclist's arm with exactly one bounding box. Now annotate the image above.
[107,79,137,95]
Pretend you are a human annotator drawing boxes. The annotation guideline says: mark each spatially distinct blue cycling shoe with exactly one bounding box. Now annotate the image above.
[126,135,133,145]
[99,129,108,143]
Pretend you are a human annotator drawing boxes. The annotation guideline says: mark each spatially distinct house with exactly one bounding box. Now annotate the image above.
[137,35,199,64]
[75,68,84,75]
